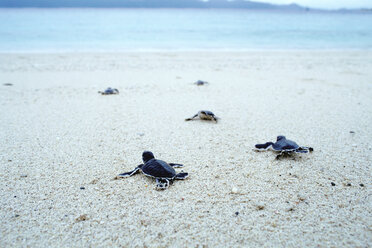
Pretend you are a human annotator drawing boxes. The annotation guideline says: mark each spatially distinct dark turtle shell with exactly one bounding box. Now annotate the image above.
[195,80,208,85]
[142,159,176,179]
[105,88,117,94]
[272,136,300,151]
[201,110,214,116]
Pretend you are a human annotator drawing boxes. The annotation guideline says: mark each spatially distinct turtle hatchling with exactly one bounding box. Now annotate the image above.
[194,80,209,86]
[185,110,218,122]
[255,135,313,159]
[117,151,188,190]
[98,87,119,95]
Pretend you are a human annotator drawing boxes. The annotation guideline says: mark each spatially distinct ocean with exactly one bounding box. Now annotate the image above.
[0,8,372,52]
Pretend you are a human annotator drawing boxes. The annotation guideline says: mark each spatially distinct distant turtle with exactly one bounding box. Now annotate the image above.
[98,87,119,95]
[117,151,188,190]
[185,110,218,122]
[255,136,313,159]
[194,80,208,86]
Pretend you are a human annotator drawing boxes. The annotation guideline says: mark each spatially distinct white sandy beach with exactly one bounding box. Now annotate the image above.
[0,51,371,247]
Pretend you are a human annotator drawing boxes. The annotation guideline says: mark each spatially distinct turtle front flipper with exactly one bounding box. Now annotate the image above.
[185,114,198,121]
[156,178,170,190]
[169,163,184,168]
[118,164,143,178]
[175,172,188,180]
[255,142,274,150]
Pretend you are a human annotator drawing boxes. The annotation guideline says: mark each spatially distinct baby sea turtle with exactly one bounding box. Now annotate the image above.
[255,135,313,159]
[194,80,209,86]
[98,87,119,95]
[117,151,188,190]
[185,110,218,122]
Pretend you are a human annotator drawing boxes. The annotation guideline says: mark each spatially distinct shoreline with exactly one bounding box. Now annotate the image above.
[1,47,372,54]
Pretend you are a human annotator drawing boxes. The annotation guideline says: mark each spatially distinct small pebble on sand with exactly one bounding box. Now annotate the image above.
[75,214,88,222]
[231,187,239,194]
[256,205,265,210]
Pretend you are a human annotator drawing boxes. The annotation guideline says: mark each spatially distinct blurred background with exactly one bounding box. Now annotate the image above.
[1,0,372,52]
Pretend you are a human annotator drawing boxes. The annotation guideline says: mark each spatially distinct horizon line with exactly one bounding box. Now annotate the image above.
[0,6,371,11]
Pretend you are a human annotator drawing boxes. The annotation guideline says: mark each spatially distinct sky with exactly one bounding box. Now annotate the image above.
[257,0,372,9]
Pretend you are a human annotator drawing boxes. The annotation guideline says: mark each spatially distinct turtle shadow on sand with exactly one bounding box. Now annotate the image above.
[254,136,313,160]
[116,151,188,190]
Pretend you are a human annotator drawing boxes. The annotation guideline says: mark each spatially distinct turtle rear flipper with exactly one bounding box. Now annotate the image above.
[275,151,294,160]
[296,146,313,153]
[156,178,170,190]
[169,163,184,168]
[255,142,274,150]
[302,147,314,152]
[295,149,308,153]
[185,114,198,121]
[118,164,143,178]
[175,172,188,180]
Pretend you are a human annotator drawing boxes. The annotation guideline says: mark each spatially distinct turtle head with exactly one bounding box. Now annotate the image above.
[277,136,286,141]
[142,151,155,163]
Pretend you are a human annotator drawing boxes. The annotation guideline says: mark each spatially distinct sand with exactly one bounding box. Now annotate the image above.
[0,50,371,247]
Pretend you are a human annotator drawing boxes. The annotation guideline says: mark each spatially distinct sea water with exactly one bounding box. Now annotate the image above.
[0,8,371,51]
